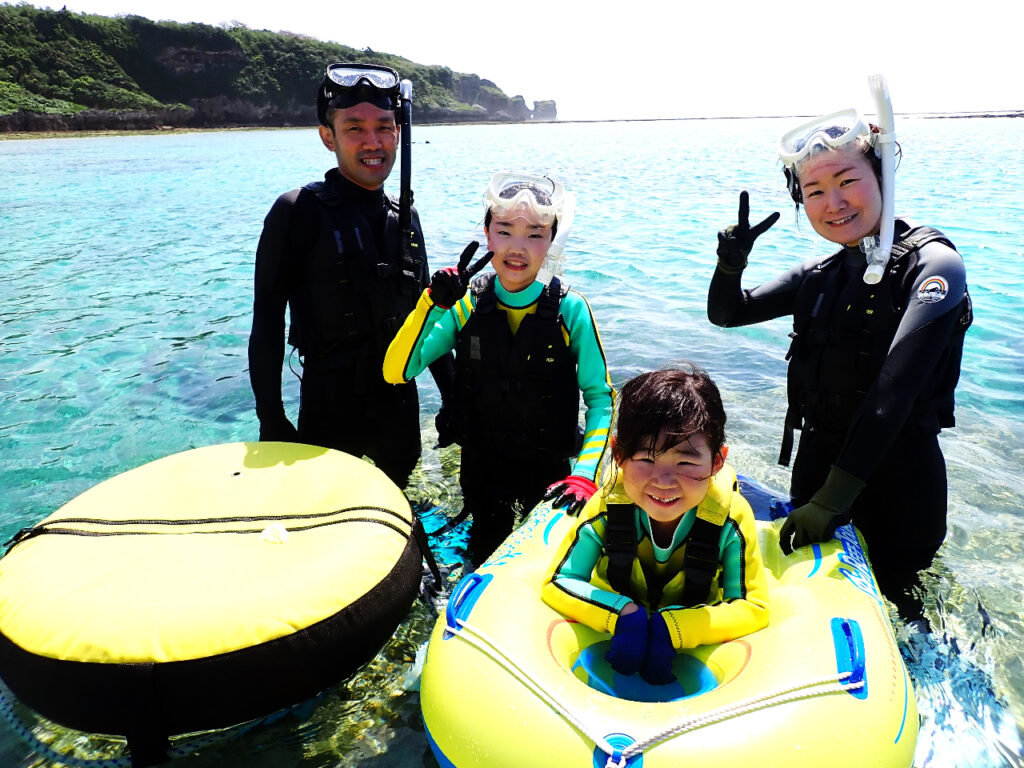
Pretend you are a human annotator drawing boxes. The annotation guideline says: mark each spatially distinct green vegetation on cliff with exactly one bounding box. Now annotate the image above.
[0,3,555,130]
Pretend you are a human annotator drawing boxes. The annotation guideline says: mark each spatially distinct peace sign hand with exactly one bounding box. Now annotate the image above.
[716,191,780,274]
[457,240,494,281]
[428,241,495,309]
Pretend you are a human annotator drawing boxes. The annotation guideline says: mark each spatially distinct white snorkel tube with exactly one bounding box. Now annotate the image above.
[861,74,896,284]
[537,191,576,285]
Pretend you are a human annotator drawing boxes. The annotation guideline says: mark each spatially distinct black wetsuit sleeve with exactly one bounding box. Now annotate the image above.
[836,241,968,479]
[247,189,300,421]
[410,206,457,401]
[707,258,813,327]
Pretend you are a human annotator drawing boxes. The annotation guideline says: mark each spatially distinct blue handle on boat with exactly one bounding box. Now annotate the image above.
[444,572,492,639]
[831,617,868,699]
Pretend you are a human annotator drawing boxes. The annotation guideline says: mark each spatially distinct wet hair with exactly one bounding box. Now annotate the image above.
[483,183,559,239]
[784,134,888,205]
[611,363,727,465]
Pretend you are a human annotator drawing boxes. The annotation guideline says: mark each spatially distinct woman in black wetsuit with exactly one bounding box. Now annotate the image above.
[707,101,972,620]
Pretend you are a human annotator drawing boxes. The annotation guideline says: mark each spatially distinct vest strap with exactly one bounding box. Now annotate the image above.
[680,516,723,607]
[604,503,636,595]
[605,502,725,608]
[778,408,800,466]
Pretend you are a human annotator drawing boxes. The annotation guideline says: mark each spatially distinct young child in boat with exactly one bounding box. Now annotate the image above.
[383,171,614,566]
[541,364,769,684]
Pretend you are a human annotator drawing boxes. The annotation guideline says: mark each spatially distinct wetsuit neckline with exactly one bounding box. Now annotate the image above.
[638,506,698,561]
[840,244,863,264]
[325,168,387,205]
[494,279,544,309]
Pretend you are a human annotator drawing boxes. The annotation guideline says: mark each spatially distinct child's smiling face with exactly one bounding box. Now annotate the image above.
[620,430,725,524]
[485,212,553,293]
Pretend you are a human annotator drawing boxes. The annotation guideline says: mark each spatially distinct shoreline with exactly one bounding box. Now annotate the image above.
[3,110,1021,141]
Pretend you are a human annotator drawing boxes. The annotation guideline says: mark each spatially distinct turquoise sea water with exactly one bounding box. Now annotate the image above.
[1,117,1022,767]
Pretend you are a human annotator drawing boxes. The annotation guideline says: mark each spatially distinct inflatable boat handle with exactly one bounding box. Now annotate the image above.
[444,572,491,639]
[831,617,868,699]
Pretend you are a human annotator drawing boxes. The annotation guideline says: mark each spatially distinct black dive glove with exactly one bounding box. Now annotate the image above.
[716,191,780,274]
[257,409,299,442]
[542,475,598,516]
[428,241,494,310]
[779,466,866,555]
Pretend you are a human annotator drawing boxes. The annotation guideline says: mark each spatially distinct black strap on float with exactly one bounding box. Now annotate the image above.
[408,501,442,587]
[604,503,636,595]
[423,507,471,538]
[127,726,171,768]
[680,517,723,607]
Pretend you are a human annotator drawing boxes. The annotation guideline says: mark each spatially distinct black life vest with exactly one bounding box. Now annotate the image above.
[286,178,424,377]
[779,224,973,465]
[453,273,580,458]
[604,503,724,609]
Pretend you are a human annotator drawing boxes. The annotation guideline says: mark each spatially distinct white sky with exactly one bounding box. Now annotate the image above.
[16,0,1022,121]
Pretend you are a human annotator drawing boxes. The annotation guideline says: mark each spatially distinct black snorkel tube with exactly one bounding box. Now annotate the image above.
[399,78,414,262]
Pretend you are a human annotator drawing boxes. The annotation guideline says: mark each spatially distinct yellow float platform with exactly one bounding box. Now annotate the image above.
[0,442,420,766]
[421,478,917,767]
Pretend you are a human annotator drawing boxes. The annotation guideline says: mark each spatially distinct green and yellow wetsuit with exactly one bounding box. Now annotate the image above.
[384,275,613,481]
[384,273,614,562]
[542,464,769,650]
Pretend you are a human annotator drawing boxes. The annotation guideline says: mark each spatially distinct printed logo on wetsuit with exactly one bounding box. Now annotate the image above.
[916,275,949,304]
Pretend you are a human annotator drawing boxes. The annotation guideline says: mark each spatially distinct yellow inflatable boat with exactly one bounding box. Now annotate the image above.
[421,477,917,767]
[0,442,421,766]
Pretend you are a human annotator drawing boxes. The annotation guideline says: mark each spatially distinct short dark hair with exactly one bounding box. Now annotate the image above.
[612,363,727,464]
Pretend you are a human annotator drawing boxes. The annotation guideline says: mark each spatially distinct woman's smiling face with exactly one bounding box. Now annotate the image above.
[798,144,883,246]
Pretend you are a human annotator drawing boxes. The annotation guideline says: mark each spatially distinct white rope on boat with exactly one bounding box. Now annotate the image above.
[616,672,863,762]
[446,615,864,767]
[447,616,621,758]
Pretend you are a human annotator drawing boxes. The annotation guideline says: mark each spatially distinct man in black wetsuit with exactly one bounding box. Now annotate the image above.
[247,63,454,488]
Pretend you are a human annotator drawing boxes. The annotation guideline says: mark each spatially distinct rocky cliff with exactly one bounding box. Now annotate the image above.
[0,5,557,131]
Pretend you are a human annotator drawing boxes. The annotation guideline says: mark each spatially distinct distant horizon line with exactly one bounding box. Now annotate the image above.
[547,109,1024,125]
[421,109,1024,128]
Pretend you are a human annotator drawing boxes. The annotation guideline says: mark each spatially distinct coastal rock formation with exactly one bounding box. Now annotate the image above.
[533,100,557,121]
[156,46,247,77]
[0,5,557,131]
[0,107,194,132]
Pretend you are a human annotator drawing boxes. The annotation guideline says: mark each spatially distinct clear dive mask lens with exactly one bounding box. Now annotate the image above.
[484,171,565,227]
[325,63,400,92]
[778,108,871,167]
[320,63,401,117]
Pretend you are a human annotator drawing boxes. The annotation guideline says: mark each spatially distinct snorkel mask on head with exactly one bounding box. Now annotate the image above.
[317,63,401,126]
[779,108,874,167]
[778,74,896,284]
[484,171,576,285]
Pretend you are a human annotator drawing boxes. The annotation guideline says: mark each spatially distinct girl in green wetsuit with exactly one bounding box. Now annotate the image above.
[384,172,614,566]
[542,365,769,685]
